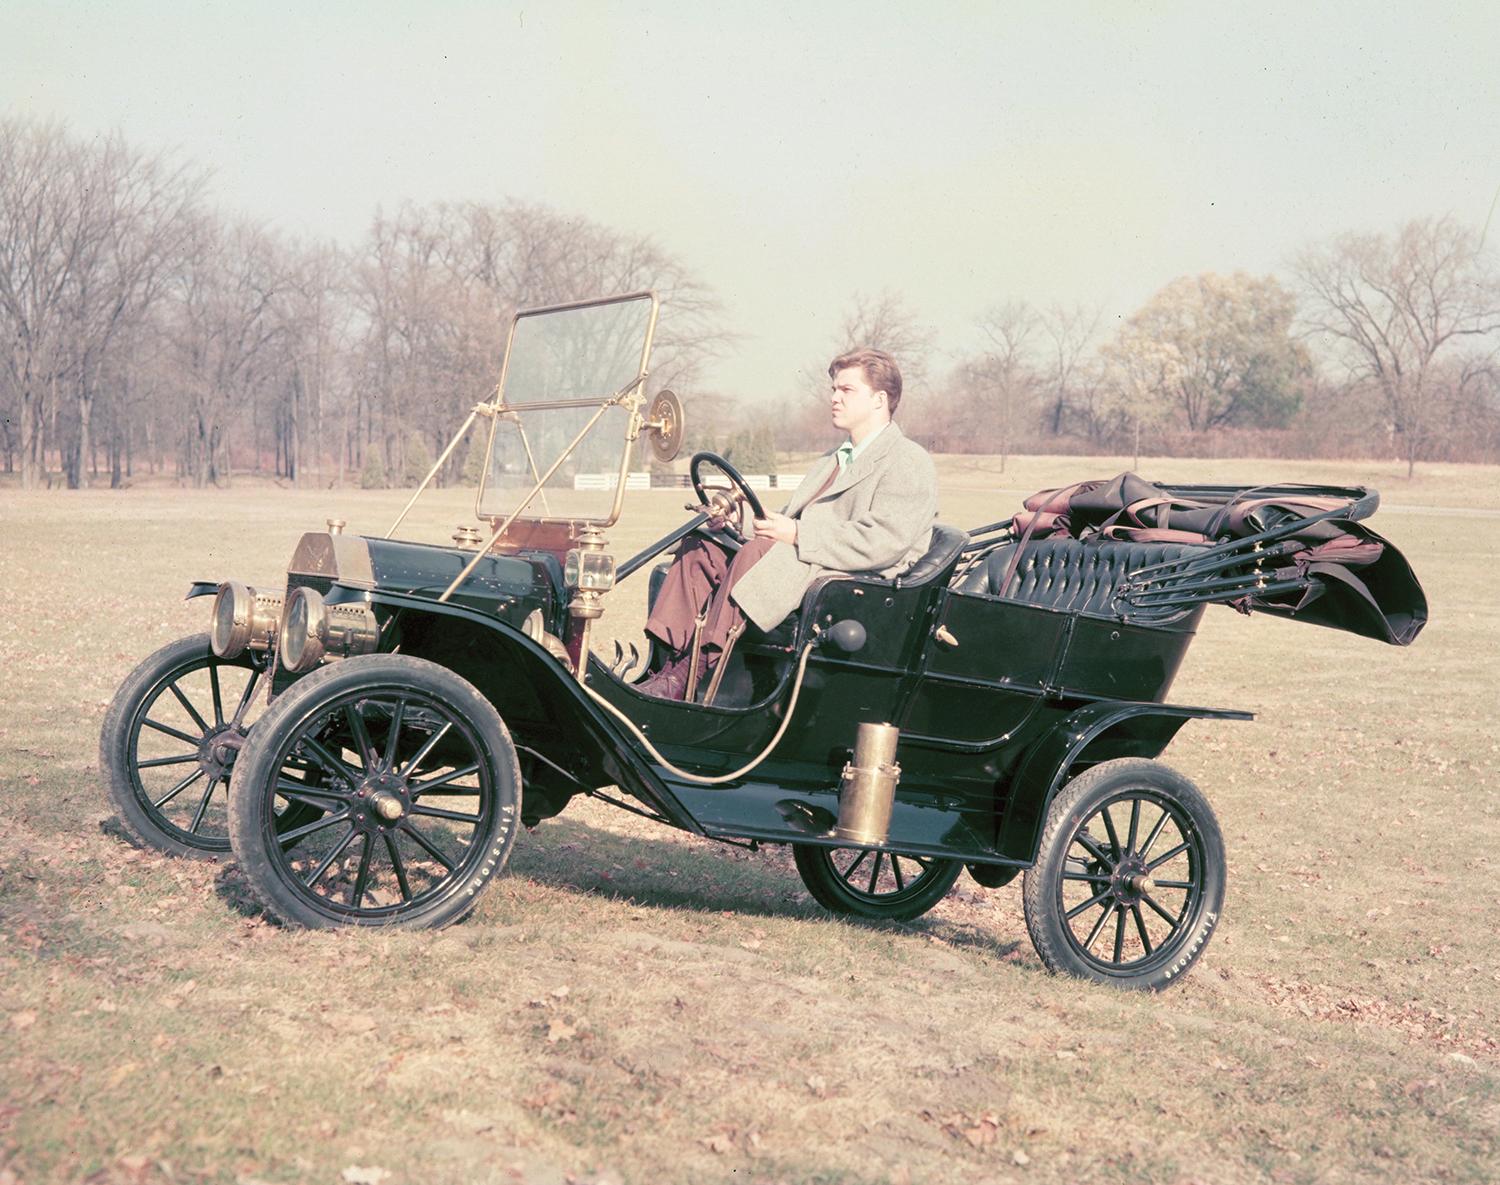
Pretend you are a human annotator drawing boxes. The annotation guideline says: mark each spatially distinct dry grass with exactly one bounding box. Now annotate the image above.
[1,456,1497,1184]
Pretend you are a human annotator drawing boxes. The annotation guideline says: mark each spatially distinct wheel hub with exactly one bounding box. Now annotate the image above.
[1112,854,1153,904]
[197,724,246,781]
[357,771,409,827]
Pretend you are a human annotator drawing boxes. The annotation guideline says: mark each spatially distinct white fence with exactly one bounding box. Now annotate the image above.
[573,472,805,491]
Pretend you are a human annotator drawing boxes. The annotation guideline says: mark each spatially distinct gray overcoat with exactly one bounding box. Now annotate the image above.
[730,421,938,631]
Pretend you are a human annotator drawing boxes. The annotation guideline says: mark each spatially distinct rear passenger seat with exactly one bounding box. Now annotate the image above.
[954,538,1208,616]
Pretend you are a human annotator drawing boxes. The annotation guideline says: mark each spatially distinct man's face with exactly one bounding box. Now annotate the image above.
[829,366,886,436]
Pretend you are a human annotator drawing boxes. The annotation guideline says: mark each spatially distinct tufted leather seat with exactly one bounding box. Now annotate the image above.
[954,538,1208,615]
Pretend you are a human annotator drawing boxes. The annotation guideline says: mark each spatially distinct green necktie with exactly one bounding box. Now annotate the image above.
[835,442,855,469]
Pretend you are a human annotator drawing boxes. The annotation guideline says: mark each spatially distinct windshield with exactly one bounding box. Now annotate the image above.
[476,292,657,525]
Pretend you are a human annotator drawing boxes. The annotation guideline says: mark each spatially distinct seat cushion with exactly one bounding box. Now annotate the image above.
[956,538,1207,615]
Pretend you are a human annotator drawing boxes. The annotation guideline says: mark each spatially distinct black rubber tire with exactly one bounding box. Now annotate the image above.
[99,633,263,859]
[1022,759,1225,990]
[228,654,522,930]
[793,844,963,922]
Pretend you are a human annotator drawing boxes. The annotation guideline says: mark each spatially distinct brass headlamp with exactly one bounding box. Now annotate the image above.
[278,587,379,674]
[210,582,284,658]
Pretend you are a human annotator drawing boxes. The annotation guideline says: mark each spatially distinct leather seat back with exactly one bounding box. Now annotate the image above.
[955,538,1207,615]
[896,524,970,587]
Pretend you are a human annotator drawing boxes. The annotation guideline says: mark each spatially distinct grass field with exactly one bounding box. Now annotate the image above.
[1,454,1496,1185]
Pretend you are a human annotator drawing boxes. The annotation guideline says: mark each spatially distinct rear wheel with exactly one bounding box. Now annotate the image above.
[793,844,963,921]
[228,655,521,929]
[1022,759,1224,990]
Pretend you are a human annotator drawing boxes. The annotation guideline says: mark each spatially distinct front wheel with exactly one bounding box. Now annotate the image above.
[793,844,963,921]
[1022,759,1225,990]
[99,633,266,858]
[228,655,522,929]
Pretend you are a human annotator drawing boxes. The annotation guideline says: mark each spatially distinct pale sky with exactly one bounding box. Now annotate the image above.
[6,1,1499,399]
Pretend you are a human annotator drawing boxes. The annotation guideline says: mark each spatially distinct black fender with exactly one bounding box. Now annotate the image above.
[186,581,220,600]
[342,587,700,834]
[996,700,1252,862]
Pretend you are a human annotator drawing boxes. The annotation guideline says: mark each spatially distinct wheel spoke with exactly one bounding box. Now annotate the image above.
[143,718,201,746]
[1141,890,1182,926]
[298,733,361,784]
[866,852,883,895]
[1138,808,1171,861]
[409,803,483,824]
[210,665,224,727]
[275,777,350,802]
[187,776,218,833]
[351,835,374,909]
[891,856,907,891]
[1099,805,1123,859]
[1152,878,1194,890]
[1147,841,1191,872]
[400,721,453,777]
[1065,887,1114,920]
[345,704,376,771]
[232,668,261,726]
[1112,904,1126,963]
[277,809,351,846]
[383,698,406,769]
[840,850,870,883]
[137,752,199,769]
[1131,903,1153,955]
[410,762,482,796]
[1072,830,1116,869]
[384,833,412,902]
[304,827,358,887]
[1126,798,1141,855]
[398,821,456,871]
[152,768,205,809]
[168,681,210,734]
[1082,902,1113,951]
[1061,870,1112,884]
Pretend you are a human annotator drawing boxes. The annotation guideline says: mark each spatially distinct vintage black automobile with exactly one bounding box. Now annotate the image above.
[101,291,1427,989]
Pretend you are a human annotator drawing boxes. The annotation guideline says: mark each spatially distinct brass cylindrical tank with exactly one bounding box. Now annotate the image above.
[834,722,901,845]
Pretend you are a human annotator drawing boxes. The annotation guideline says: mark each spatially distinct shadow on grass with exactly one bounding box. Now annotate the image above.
[509,814,1031,965]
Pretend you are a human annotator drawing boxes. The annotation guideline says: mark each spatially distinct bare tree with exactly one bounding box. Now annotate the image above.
[0,119,201,488]
[1295,217,1500,475]
[1038,303,1105,437]
[836,290,935,386]
[970,301,1039,471]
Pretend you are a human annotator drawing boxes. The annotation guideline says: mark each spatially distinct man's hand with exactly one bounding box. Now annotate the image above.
[753,511,798,545]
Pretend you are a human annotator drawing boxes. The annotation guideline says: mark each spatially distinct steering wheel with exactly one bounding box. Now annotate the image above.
[690,451,767,543]
[613,451,771,586]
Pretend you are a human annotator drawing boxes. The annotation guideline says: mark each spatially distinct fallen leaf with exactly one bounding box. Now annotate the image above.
[107,1062,142,1088]
[9,1011,37,1031]
[805,1074,827,1098]
[701,1134,735,1154]
[1013,1148,1032,1166]
[546,1018,577,1044]
[341,1167,391,1185]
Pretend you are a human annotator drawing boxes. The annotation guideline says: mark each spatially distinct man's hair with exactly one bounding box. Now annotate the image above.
[829,347,903,414]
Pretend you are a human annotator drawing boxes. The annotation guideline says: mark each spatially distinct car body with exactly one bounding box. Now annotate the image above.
[101,290,1427,990]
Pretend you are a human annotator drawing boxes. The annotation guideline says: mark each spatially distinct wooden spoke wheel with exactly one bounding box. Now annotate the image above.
[100,633,318,859]
[228,655,521,929]
[793,844,963,921]
[1023,759,1225,989]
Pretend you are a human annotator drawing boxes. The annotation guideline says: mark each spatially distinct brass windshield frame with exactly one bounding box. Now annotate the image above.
[472,290,660,531]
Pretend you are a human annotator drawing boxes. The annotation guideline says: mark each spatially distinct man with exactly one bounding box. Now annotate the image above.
[640,346,937,699]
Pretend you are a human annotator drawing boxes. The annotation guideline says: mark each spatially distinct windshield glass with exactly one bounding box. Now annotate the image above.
[476,293,656,524]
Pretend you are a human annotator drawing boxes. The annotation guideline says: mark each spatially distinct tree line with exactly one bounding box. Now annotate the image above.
[784,220,1500,477]
[4,117,1498,490]
[0,118,723,490]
